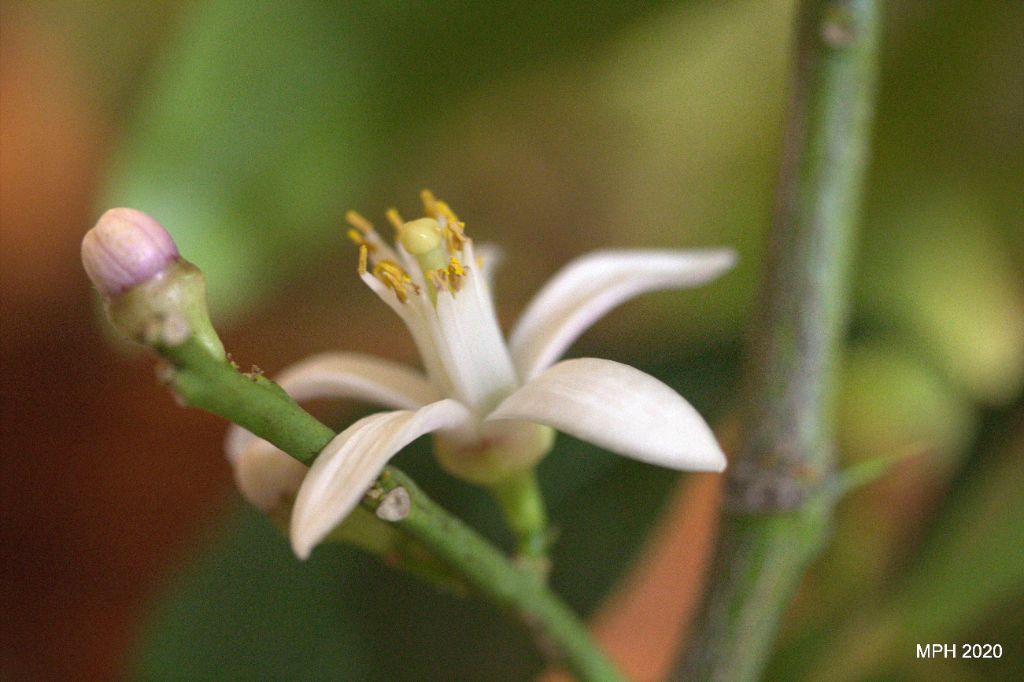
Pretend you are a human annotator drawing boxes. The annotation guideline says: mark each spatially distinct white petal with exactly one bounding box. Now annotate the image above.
[232,438,308,512]
[274,352,440,409]
[509,249,736,380]
[290,399,471,559]
[224,352,440,465]
[360,270,457,398]
[488,358,725,472]
[429,238,518,413]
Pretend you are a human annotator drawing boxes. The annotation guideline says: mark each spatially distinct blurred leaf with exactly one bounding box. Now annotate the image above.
[102,0,677,321]
[830,449,922,501]
[838,341,977,465]
[102,1,375,320]
[893,420,1024,639]
[132,503,375,681]
[858,192,1024,405]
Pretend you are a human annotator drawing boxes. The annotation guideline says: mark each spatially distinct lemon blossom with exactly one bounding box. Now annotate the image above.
[227,192,736,559]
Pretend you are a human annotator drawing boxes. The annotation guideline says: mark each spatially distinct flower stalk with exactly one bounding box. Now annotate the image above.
[673,1,882,679]
[489,468,551,570]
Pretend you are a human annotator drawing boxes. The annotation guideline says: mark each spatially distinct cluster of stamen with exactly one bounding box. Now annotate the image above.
[346,189,474,303]
[428,256,466,292]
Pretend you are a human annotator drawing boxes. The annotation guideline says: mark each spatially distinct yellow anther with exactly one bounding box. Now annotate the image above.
[358,244,369,275]
[345,210,374,235]
[443,221,466,253]
[424,257,467,295]
[372,260,417,303]
[399,218,443,256]
[427,268,448,291]
[385,208,404,233]
[435,200,458,224]
[446,259,465,292]
[420,189,438,217]
[448,256,465,277]
[346,227,376,252]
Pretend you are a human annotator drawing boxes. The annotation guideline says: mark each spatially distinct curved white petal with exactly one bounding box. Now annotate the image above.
[232,438,308,512]
[290,399,471,559]
[509,249,736,380]
[225,352,439,465]
[360,270,457,399]
[274,352,440,409]
[434,282,518,413]
[488,358,725,472]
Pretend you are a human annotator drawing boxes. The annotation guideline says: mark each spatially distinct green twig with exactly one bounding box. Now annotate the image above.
[673,1,882,680]
[162,338,622,682]
[370,469,621,682]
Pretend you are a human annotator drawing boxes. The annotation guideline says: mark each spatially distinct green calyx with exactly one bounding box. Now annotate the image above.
[106,258,225,360]
[432,421,555,486]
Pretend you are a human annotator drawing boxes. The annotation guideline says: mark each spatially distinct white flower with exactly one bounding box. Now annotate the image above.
[227,192,735,559]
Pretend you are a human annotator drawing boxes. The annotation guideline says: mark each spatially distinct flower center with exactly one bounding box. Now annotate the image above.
[345,191,520,415]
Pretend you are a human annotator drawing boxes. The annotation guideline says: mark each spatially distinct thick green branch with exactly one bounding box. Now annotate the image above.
[674,1,882,680]
[162,338,621,682]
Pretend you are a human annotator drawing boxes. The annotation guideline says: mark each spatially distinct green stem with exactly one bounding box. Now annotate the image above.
[371,469,621,682]
[673,1,882,680]
[162,338,622,681]
[163,339,334,463]
[489,468,551,571]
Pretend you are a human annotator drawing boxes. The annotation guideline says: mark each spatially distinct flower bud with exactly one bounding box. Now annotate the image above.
[82,208,179,299]
[82,208,225,359]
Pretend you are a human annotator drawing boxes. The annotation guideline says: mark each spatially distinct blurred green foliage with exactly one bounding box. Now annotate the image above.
[47,0,1024,678]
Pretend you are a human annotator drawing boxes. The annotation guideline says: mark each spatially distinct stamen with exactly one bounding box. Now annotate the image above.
[345,210,375,235]
[427,268,448,291]
[372,259,418,303]
[425,257,467,295]
[435,200,459,224]
[385,208,404,233]
[443,220,466,253]
[446,256,465,291]
[420,189,438,217]
[358,244,369,275]
[415,193,467,252]
[346,228,376,252]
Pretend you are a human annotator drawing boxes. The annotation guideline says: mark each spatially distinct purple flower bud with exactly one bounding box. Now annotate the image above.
[81,208,180,299]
